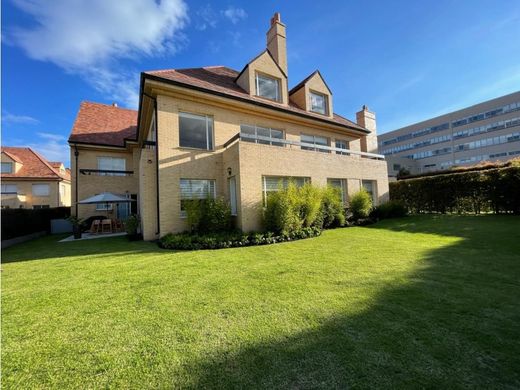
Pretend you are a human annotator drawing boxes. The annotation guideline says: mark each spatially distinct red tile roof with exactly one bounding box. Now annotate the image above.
[1,147,70,181]
[68,101,138,147]
[145,66,367,132]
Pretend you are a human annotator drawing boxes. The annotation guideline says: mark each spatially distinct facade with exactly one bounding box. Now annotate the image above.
[379,91,520,178]
[1,147,71,209]
[69,13,389,240]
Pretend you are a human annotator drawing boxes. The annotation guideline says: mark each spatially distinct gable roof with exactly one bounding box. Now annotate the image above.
[68,101,138,147]
[234,49,288,82]
[1,147,70,181]
[289,70,333,95]
[144,66,367,133]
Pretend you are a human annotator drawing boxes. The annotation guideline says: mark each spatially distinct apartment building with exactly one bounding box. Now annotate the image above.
[379,91,520,177]
[1,147,71,208]
[69,13,389,240]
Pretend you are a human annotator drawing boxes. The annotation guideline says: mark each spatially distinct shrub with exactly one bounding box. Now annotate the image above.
[298,183,324,227]
[184,198,232,233]
[321,186,346,228]
[263,182,301,234]
[370,200,407,220]
[349,189,372,220]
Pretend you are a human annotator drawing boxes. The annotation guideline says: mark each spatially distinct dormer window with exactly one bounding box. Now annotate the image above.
[310,91,328,115]
[1,162,13,173]
[255,73,280,101]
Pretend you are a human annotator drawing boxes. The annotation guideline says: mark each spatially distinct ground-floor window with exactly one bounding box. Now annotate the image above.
[180,178,216,217]
[327,178,347,203]
[262,176,310,205]
[96,203,113,211]
[362,180,377,204]
[33,205,50,209]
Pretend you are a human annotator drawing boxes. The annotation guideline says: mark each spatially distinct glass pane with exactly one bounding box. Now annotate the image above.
[315,136,329,153]
[179,113,210,150]
[311,92,327,114]
[240,124,256,143]
[1,163,12,173]
[270,129,284,147]
[301,134,315,151]
[256,75,279,100]
[257,127,271,145]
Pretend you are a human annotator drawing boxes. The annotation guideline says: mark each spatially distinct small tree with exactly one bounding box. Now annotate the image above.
[349,189,372,220]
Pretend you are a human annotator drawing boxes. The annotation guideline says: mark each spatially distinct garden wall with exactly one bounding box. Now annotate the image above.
[1,207,71,241]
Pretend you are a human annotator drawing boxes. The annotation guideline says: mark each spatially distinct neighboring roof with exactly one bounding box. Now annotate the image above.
[68,101,138,147]
[49,162,63,168]
[1,147,70,181]
[144,66,367,133]
[289,70,333,95]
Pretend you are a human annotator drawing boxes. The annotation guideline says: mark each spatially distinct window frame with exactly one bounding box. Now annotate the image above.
[300,133,330,153]
[327,178,347,204]
[1,184,18,194]
[178,112,214,151]
[309,90,329,115]
[361,180,377,205]
[96,203,113,211]
[32,183,50,197]
[1,162,13,174]
[240,124,285,147]
[97,156,127,176]
[262,176,311,206]
[255,72,281,102]
[179,178,216,217]
[335,139,350,155]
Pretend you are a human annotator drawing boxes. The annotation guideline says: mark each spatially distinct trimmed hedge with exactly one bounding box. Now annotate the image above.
[390,162,520,214]
[159,227,322,250]
[1,207,71,240]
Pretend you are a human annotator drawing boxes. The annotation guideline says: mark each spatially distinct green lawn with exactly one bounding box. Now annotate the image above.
[2,215,520,389]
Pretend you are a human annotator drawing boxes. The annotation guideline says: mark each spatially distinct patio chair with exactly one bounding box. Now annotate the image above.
[114,219,124,232]
[101,219,113,234]
[90,220,102,234]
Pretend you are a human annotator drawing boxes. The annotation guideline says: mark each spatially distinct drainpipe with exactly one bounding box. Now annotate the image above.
[143,92,160,236]
[74,146,79,216]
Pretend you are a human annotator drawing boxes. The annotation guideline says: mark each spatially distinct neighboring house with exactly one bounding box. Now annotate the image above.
[379,91,520,178]
[69,13,389,240]
[1,147,71,209]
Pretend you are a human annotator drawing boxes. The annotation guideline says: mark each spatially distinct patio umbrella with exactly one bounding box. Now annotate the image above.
[78,192,136,218]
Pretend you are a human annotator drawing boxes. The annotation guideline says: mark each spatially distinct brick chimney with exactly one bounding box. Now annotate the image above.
[266,12,287,75]
[356,105,379,154]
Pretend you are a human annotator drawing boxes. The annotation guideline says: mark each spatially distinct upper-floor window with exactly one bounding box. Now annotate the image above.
[310,91,328,115]
[301,134,329,153]
[1,184,17,194]
[240,124,284,147]
[179,112,214,150]
[255,73,280,101]
[32,184,50,197]
[1,162,13,173]
[97,157,126,176]
[335,140,350,155]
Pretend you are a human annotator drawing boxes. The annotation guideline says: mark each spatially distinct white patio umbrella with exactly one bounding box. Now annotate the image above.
[78,192,135,218]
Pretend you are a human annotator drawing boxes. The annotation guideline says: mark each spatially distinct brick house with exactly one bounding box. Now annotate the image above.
[69,13,389,240]
[1,147,71,209]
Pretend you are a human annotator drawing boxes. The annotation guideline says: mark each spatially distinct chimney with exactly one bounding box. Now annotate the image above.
[266,12,287,75]
[112,102,118,107]
[356,105,379,154]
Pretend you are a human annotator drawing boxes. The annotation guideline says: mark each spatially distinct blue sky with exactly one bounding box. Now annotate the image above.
[2,0,520,166]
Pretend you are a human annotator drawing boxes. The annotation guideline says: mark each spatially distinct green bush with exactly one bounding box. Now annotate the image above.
[159,227,322,250]
[321,186,346,228]
[349,189,372,220]
[184,198,232,233]
[298,183,323,227]
[263,182,302,234]
[370,200,407,220]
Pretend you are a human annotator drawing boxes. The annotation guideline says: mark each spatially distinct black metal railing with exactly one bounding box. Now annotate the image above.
[79,169,134,176]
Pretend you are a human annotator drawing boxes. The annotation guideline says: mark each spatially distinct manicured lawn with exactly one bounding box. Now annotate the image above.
[2,215,520,388]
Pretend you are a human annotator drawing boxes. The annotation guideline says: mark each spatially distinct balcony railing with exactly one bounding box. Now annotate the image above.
[79,169,134,176]
[226,133,385,160]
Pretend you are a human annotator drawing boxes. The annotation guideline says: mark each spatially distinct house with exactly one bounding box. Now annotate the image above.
[1,147,71,209]
[69,13,389,240]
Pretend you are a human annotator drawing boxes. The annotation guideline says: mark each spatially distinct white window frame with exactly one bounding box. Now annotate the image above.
[179,178,216,217]
[1,162,13,173]
[327,178,347,204]
[32,184,50,197]
[96,203,113,211]
[335,139,350,155]
[301,134,330,153]
[362,180,377,205]
[262,176,310,205]
[178,112,214,151]
[229,176,237,216]
[310,91,328,115]
[255,73,281,101]
[97,157,126,176]
[240,124,285,146]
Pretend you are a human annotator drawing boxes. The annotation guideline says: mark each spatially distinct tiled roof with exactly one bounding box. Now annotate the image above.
[1,147,70,181]
[144,66,367,132]
[68,101,138,147]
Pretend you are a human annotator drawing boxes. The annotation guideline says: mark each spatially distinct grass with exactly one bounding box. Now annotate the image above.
[2,215,520,388]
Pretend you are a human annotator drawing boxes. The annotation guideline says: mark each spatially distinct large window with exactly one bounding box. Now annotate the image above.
[1,162,13,173]
[310,91,328,115]
[327,178,347,203]
[32,184,50,196]
[179,112,214,150]
[240,124,284,146]
[262,176,310,204]
[255,73,280,101]
[301,134,329,153]
[362,180,377,204]
[335,140,350,155]
[97,157,126,176]
[180,179,216,216]
[1,184,17,194]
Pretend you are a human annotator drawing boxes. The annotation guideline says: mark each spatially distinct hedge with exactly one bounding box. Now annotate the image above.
[1,207,71,240]
[390,162,520,214]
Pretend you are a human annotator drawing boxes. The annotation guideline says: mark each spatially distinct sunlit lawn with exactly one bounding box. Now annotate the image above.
[2,215,520,388]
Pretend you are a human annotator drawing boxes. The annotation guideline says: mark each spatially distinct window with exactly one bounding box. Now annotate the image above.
[255,73,280,101]
[301,134,329,153]
[335,140,350,155]
[32,184,50,196]
[1,184,17,194]
[327,178,347,203]
[179,112,214,150]
[1,162,13,173]
[180,179,216,217]
[262,176,310,205]
[240,124,284,146]
[310,91,328,115]
[362,180,377,204]
[96,203,113,211]
[97,157,126,176]
[229,176,237,216]
[33,205,50,209]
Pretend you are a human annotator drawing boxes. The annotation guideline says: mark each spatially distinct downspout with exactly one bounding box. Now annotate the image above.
[143,91,160,236]
[74,146,79,216]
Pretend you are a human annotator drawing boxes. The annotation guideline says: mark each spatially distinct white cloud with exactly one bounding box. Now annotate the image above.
[9,0,189,108]
[222,6,247,24]
[2,112,39,125]
[196,4,218,31]
[26,133,70,166]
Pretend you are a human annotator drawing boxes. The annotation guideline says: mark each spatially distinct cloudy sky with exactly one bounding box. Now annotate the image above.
[2,0,520,165]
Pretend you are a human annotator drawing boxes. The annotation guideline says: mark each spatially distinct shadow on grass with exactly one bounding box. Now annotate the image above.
[186,215,520,388]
